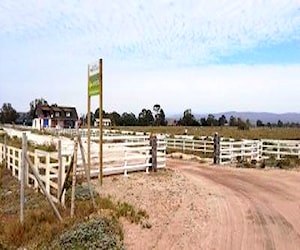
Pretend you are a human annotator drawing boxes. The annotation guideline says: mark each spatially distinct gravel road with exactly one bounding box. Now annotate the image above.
[96,158,300,250]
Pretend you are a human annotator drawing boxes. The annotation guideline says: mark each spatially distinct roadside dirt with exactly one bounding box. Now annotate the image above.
[95,158,300,250]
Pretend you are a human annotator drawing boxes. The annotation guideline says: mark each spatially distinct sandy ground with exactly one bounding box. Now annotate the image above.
[96,158,300,250]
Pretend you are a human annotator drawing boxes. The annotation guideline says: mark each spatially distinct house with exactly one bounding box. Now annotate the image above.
[94,118,111,127]
[32,104,78,130]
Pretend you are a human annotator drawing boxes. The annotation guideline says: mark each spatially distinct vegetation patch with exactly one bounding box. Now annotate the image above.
[0,165,149,249]
[50,218,124,250]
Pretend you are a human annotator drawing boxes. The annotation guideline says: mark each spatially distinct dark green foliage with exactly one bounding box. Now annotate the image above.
[0,103,19,124]
[177,109,200,126]
[51,218,124,250]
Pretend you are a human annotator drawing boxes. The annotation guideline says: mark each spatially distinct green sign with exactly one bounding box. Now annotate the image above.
[88,62,100,96]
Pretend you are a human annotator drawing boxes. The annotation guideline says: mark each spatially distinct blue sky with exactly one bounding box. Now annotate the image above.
[0,0,300,116]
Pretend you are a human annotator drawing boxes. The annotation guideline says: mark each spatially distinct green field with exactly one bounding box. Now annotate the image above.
[112,126,300,140]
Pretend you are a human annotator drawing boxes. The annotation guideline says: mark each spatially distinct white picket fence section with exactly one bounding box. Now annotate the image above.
[261,139,300,160]
[0,143,70,204]
[166,134,300,165]
[166,136,214,155]
[219,140,261,164]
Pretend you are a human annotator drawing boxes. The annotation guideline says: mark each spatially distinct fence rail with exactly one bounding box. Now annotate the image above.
[0,129,166,203]
[166,135,300,165]
[0,142,70,204]
[166,137,214,155]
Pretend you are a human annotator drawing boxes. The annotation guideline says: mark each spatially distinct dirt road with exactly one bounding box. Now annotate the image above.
[96,158,300,250]
[168,159,300,250]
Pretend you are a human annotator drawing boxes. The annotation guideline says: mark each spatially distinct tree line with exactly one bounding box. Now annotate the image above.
[0,100,300,128]
[82,104,167,126]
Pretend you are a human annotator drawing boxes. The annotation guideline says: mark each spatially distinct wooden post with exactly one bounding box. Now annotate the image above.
[70,137,79,218]
[57,140,62,201]
[151,135,157,172]
[20,133,27,224]
[4,134,7,168]
[78,133,96,208]
[25,155,63,222]
[213,132,220,164]
[99,58,103,185]
[87,64,91,182]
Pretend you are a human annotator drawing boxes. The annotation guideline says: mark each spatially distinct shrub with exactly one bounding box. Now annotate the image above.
[50,218,124,250]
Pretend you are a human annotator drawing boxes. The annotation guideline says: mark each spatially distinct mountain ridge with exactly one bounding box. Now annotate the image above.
[167,111,300,124]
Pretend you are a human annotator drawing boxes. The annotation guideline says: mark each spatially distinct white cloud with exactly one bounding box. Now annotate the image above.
[0,0,299,65]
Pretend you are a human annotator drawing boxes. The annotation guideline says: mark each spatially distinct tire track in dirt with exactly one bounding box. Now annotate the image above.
[168,159,300,250]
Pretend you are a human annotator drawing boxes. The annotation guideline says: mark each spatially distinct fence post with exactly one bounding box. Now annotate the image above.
[57,140,62,202]
[20,133,27,224]
[277,141,280,160]
[213,132,220,164]
[4,134,7,168]
[150,135,157,172]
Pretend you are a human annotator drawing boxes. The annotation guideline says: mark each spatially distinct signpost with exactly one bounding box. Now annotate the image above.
[87,59,103,185]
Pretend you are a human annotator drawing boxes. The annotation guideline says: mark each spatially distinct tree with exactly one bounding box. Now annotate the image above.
[256,119,264,127]
[108,111,121,126]
[152,104,167,126]
[218,115,227,126]
[0,103,19,124]
[120,112,138,126]
[28,98,48,119]
[237,118,250,130]
[138,109,154,126]
[94,108,108,119]
[229,115,238,126]
[200,117,207,126]
[277,120,283,127]
[158,108,167,126]
[85,112,95,125]
[206,114,218,126]
[178,109,200,126]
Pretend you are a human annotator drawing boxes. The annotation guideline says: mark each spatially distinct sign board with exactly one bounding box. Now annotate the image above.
[88,62,100,96]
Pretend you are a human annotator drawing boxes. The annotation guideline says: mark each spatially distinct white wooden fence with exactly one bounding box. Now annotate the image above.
[166,136,214,155]
[261,139,300,160]
[0,143,70,204]
[166,135,300,165]
[0,130,166,203]
[219,140,261,164]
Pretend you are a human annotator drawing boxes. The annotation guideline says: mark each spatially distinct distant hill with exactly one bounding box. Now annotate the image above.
[168,111,300,124]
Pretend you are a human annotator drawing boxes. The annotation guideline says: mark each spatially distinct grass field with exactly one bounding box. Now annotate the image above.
[113,126,300,140]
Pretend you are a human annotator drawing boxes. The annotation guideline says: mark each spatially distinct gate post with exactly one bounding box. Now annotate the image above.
[150,135,157,172]
[213,132,220,164]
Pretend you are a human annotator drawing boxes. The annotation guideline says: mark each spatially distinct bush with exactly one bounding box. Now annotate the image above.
[51,218,124,250]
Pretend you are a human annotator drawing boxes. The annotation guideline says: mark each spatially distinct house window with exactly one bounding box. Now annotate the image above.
[66,112,71,117]
[55,112,60,117]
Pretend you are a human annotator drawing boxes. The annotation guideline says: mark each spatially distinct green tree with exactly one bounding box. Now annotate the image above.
[94,109,108,119]
[108,111,121,126]
[256,120,264,127]
[178,109,200,126]
[277,120,283,127]
[0,103,19,124]
[229,115,238,126]
[218,115,227,126]
[120,112,138,126]
[28,98,48,119]
[237,118,250,130]
[138,109,154,126]
[153,104,167,126]
[206,114,217,126]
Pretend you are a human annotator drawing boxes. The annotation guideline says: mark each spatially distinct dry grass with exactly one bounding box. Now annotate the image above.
[113,126,300,140]
[0,163,148,249]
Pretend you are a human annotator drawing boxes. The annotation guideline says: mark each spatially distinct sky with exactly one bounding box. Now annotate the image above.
[0,0,300,117]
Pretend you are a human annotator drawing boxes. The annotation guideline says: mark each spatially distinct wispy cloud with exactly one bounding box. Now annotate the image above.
[1,0,299,66]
